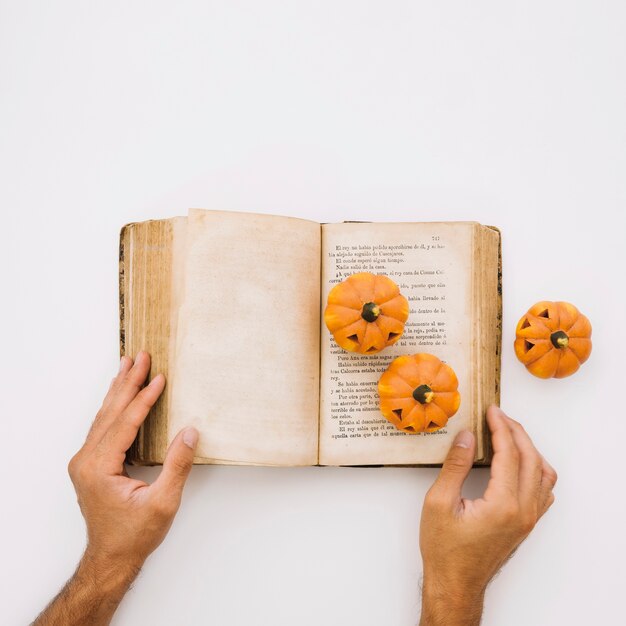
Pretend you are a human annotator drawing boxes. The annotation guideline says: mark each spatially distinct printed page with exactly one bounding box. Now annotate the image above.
[168,209,321,465]
[319,222,475,465]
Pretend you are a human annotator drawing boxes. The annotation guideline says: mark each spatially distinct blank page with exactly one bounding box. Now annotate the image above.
[168,209,321,465]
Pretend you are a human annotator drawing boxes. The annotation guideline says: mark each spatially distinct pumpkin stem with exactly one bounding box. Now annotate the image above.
[413,384,434,404]
[550,330,569,349]
[361,302,380,322]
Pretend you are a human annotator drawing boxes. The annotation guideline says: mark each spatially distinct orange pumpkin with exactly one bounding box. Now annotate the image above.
[514,301,592,379]
[324,272,409,354]
[378,353,461,433]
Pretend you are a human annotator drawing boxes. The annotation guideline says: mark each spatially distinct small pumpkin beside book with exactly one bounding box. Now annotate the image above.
[514,301,592,379]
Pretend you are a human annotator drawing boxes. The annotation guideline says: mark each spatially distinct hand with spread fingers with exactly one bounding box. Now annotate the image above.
[32,352,199,626]
[419,405,558,626]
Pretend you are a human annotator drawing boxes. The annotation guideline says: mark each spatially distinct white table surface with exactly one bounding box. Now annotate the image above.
[2,2,625,625]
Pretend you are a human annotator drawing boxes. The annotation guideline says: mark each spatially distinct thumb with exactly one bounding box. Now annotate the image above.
[152,427,199,501]
[431,430,475,500]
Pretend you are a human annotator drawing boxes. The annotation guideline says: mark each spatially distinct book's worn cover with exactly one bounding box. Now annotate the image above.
[118,225,129,359]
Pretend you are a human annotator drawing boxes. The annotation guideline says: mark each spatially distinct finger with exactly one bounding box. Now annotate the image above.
[150,427,199,506]
[430,430,475,503]
[537,455,558,518]
[502,415,543,516]
[88,352,152,446]
[85,356,134,445]
[102,356,134,410]
[104,351,151,418]
[483,405,521,502]
[100,373,166,462]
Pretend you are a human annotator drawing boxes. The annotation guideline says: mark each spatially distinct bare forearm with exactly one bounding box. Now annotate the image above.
[420,579,485,626]
[32,551,140,626]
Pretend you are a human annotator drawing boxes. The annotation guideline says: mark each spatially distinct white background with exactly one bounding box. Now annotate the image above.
[1,2,625,625]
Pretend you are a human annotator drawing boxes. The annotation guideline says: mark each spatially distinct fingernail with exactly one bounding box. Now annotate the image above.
[148,373,164,387]
[490,404,506,418]
[182,427,199,449]
[119,356,126,373]
[454,430,473,449]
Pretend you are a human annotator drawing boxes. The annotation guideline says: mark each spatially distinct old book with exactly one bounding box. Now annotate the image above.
[120,209,501,467]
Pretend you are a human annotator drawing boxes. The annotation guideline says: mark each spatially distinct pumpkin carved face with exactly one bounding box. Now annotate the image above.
[514,301,592,378]
[324,272,409,354]
[378,353,461,433]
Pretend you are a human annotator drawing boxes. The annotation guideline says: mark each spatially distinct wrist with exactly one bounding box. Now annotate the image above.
[79,547,142,599]
[421,575,485,626]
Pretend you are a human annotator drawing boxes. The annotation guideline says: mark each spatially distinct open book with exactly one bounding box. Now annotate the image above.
[120,210,501,466]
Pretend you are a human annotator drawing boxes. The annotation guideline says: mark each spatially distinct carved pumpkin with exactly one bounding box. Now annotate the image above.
[514,301,592,378]
[324,272,409,354]
[378,353,461,433]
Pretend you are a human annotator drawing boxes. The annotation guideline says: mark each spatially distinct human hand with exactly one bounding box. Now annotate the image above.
[419,405,557,626]
[32,353,199,626]
[67,351,199,577]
